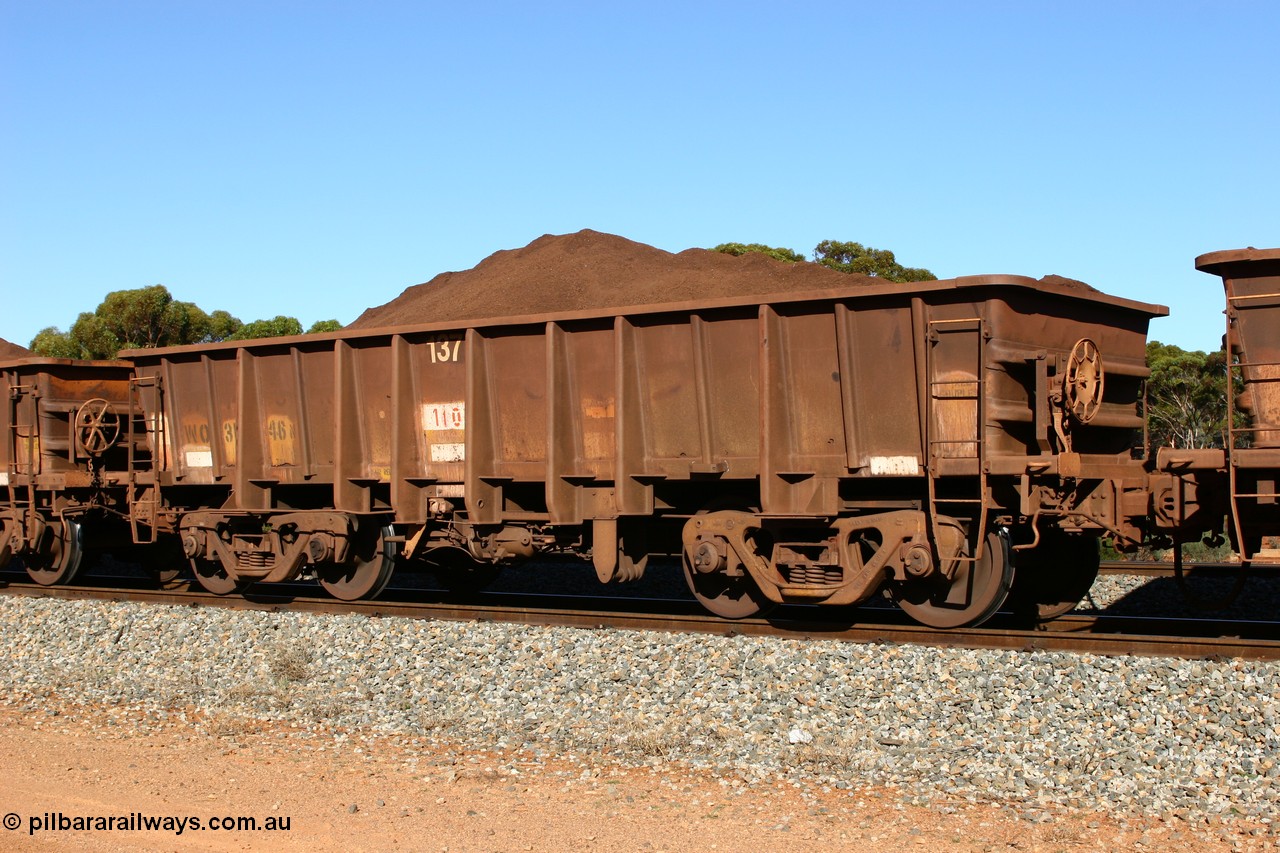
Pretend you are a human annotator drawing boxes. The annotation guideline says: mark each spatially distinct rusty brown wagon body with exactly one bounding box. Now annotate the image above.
[1198,247,1280,561]
[122,273,1176,624]
[0,358,153,584]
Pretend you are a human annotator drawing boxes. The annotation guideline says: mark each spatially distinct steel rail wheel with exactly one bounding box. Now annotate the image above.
[681,499,775,620]
[1010,531,1100,621]
[423,546,502,593]
[147,538,190,589]
[23,517,84,586]
[895,529,1013,628]
[681,531,775,620]
[681,551,771,619]
[154,567,186,589]
[319,524,397,601]
[190,556,244,595]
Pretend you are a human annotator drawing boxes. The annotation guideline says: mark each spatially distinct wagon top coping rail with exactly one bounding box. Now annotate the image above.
[1195,246,1280,274]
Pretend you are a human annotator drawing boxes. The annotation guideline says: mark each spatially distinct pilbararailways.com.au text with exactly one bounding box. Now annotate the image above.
[7,811,291,836]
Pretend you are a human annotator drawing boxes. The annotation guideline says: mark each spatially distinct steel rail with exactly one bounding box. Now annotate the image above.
[1099,560,1280,577]
[2,580,1277,661]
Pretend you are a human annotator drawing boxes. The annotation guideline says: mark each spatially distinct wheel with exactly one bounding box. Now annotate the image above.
[681,498,774,619]
[682,547,771,619]
[681,529,774,620]
[424,546,501,593]
[155,567,184,589]
[146,537,189,589]
[24,517,84,586]
[0,517,17,569]
[190,557,243,595]
[319,524,397,601]
[1009,531,1100,621]
[154,566,186,589]
[895,529,1014,628]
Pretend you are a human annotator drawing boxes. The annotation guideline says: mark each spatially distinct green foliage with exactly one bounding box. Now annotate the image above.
[28,285,333,358]
[28,326,81,359]
[68,312,122,358]
[712,243,806,263]
[94,285,208,349]
[1100,529,1234,562]
[307,319,343,334]
[712,239,935,282]
[228,316,304,340]
[812,240,936,282]
[208,310,243,341]
[1145,341,1229,449]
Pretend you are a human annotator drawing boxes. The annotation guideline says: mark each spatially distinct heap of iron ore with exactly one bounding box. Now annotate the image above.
[349,230,886,329]
[0,338,32,360]
[349,230,1098,329]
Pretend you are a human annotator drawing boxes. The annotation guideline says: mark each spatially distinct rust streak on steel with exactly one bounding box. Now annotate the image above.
[2,581,1277,661]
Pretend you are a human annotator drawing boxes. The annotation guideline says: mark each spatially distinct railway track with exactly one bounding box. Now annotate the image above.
[3,574,1277,661]
[1099,560,1280,577]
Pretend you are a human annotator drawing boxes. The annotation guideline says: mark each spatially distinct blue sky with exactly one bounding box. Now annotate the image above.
[3,1,1277,352]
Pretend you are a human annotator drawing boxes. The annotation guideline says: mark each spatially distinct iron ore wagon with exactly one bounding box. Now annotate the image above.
[1198,247,1280,563]
[108,272,1186,626]
[0,358,164,584]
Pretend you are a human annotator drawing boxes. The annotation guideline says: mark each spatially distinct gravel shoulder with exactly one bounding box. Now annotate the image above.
[0,588,1277,851]
[0,703,1259,852]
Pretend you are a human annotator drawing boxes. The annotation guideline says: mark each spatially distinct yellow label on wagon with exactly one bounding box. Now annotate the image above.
[221,419,238,466]
[266,416,297,467]
[13,436,39,471]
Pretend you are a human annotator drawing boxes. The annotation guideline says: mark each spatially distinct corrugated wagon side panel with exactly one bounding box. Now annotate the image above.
[836,301,926,477]
[145,353,239,486]
[760,305,845,515]
[333,341,394,513]
[626,315,706,474]
[464,327,550,524]
[699,312,762,471]
[236,346,342,510]
[391,331,468,523]
[240,347,335,484]
[547,322,617,525]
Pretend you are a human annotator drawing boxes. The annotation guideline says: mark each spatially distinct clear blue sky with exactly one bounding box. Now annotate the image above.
[3,1,1277,353]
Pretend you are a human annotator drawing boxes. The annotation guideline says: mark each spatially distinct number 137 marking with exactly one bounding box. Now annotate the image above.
[428,336,462,364]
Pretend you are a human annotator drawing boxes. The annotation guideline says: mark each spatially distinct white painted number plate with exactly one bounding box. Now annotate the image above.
[423,402,465,431]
